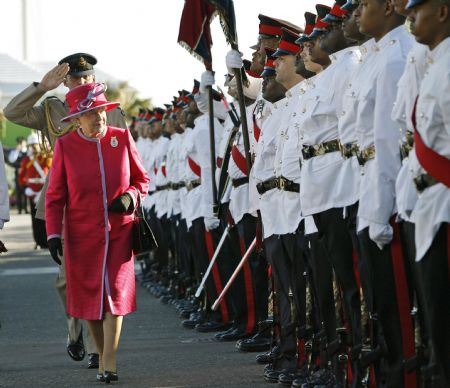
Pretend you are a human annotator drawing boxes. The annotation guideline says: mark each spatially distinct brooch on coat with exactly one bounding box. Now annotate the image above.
[110,136,118,148]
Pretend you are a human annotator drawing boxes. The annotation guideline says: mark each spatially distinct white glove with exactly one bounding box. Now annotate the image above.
[204,216,220,231]
[24,187,37,197]
[226,49,243,74]
[368,221,394,250]
[200,71,215,93]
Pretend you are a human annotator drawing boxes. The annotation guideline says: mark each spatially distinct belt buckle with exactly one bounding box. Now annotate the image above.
[302,147,312,160]
[340,143,351,159]
[414,175,425,193]
[279,177,286,191]
[186,181,192,191]
[314,144,324,157]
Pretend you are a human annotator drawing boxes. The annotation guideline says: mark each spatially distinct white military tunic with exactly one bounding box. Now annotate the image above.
[392,42,429,222]
[355,26,413,247]
[411,37,450,261]
[298,47,360,216]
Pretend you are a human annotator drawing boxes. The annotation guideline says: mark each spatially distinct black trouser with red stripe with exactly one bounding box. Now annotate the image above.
[226,214,268,334]
[307,232,337,363]
[398,220,429,349]
[191,217,232,323]
[146,205,169,273]
[358,224,416,388]
[176,217,194,282]
[313,207,362,354]
[264,227,307,371]
[416,223,450,387]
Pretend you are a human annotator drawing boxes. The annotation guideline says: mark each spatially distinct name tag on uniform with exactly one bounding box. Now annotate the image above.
[110,136,118,148]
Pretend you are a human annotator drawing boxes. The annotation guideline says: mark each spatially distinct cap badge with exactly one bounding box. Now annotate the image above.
[78,56,87,67]
[110,136,118,148]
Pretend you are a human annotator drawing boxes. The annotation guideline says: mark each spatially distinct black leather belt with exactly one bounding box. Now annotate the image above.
[339,142,360,159]
[186,179,201,191]
[357,144,376,166]
[156,184,170,191]
[256,176,300,195]
[232,177,249,188]
[302,139,341,160]
[400,131,414,161]
[170,182,186,190]
[414,173,438,193]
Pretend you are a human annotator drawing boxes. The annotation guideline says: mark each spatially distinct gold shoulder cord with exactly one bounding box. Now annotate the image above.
[43,99,76,153]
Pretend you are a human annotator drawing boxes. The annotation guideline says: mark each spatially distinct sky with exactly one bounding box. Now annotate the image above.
[0,0,317,107]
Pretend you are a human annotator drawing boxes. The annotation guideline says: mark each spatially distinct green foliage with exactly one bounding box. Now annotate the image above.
[104,81,153,120]
[1,120,32,147]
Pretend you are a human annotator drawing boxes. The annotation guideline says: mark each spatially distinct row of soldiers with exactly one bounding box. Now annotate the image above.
[134,0,449,387]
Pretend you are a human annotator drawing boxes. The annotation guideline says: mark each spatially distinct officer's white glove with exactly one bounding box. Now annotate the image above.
[368,222,393,250]
[204,216,220,231]
[200,71,215,93]
[226,49,244,74]
[194,92,208,114]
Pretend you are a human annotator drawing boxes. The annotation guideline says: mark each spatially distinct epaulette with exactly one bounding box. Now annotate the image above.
[40,95,63,106]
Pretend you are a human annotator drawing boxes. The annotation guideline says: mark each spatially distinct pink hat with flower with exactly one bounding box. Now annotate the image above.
[61,83,120,122]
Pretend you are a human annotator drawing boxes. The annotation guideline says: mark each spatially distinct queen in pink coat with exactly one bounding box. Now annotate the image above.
[46,83,149,383]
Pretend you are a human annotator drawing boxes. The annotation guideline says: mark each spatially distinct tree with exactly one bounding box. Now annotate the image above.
[104,81,152,119]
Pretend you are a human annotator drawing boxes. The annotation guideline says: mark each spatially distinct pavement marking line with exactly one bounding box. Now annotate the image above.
[0,267,59,276]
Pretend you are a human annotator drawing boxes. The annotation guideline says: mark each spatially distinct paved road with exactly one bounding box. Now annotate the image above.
[0,212,269,388]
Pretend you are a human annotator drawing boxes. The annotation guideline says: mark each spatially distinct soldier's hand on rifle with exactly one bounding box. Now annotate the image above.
[38,63,70,92]
[48,237,62,265]
[226,49,243,74]
[108,193,133,213]
[204,216,220,232]
[200,71,215,93]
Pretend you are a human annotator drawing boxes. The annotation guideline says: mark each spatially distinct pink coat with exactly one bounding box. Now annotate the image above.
[46,127,149,320]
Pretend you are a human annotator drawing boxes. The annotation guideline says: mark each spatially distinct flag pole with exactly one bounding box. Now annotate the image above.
[207,84,219,215]
[231,61,252,174]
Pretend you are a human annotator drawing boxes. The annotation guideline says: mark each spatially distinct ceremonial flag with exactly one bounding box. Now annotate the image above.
[177,0,216,70]
[206,0,237,47]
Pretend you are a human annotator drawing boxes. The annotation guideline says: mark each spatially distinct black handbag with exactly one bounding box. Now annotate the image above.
[132,197,158,256]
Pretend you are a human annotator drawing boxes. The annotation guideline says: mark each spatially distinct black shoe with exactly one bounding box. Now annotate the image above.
[182,311,205,329]
[264,367,292,383]
[179,308,196,319]
[236,334,271,352]
[217,327,252,342]
[256,345,280,364]
[299,368,336,388]
[195,320,231,333]
[103,370,118,384]
[67,331,85,361]
[96,373,105,382]
[87,353,99,369]
[278,366,309,386]
[215,325,237,340]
